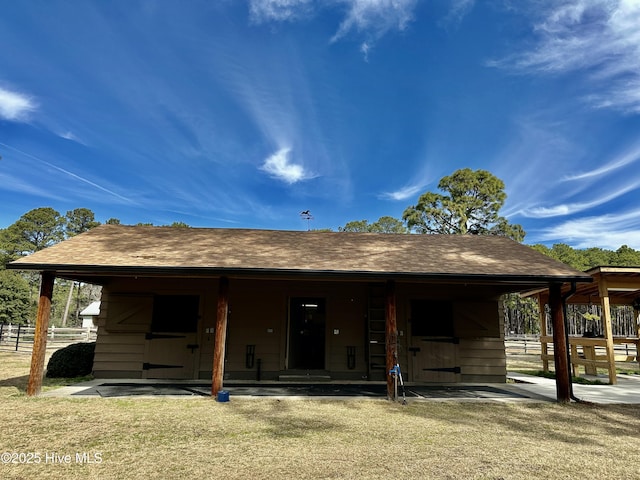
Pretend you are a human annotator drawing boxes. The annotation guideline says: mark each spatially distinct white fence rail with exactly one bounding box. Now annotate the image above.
[506,335,639,361]
[0,323,97,354]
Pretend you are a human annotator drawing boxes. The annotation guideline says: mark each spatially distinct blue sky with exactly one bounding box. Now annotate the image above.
[1,0,640,249]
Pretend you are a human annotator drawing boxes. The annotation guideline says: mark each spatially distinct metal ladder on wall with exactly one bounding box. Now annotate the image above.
[367,286,387,381]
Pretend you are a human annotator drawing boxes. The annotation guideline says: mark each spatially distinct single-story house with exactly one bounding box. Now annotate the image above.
[9,225,591,400]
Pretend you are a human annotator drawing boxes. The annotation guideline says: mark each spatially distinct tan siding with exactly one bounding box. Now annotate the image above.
[327,290,366,375]
[92,277,509,383]
[458,337,506,382]
[457,302,505,382]
[93,288,149,378]
[103,294,153,333]
[96,334,148,345]
[223,279,286,375]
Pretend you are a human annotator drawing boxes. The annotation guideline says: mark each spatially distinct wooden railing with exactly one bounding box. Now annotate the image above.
[0,323,97,353]
[539,335,640,380]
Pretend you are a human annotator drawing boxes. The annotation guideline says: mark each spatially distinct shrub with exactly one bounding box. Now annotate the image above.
[46,342,96,378]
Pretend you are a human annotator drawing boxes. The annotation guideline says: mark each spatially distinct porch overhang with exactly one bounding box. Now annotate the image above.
[7,262,591,293]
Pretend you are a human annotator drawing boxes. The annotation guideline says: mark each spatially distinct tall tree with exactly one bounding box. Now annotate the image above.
[5,207,65,255]
[0,270,32,324]
[0,228,22,267]
[402,168,525,241]
[614,245,640,266]
[65,208,100,237]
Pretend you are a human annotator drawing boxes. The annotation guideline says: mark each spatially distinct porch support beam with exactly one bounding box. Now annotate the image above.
[212,276,229,397]
[597,278,617,385]
[385,280,397,401]
[538,294,549,373]
[27,272,55,397]
[549,283,570,403]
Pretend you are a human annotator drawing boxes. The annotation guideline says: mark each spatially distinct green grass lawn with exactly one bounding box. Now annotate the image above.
[1,351,639,479]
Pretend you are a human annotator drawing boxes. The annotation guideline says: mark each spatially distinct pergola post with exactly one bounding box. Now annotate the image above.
[538,294,549,373]
[597,278,617,385]
[549,283,570,403]
[27,272,55,397]
[212,276,229,397]
[385,280,397,401]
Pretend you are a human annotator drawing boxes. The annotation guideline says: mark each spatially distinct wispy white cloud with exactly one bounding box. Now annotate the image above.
[439,0,475,27]
[360,41,371,62]
[57,131,87,145]
[330,0,417,43]
[0,171,64,201]
[248,0,418,55]
[521,181,640,217]
[380,182,427,201]
[490,0,640,114]
[248,0,313,23]
[562,141,640,181]
[516,139,640,218]
[260,147,312,184]
[535,208,640,249]
[0,86,37,121]
[495,115,577,218]
[0,141,133,203]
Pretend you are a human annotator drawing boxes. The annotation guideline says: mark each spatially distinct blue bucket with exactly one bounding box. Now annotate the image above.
[216,390,230,402]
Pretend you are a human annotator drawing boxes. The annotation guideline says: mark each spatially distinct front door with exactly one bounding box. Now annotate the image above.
[143,295,200,379]
[288,297,326,370]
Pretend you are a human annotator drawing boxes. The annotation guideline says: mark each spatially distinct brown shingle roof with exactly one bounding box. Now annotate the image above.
[9,225,590,283]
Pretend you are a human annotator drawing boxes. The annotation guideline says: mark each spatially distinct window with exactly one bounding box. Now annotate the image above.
[151,295,199,333]
[410,300,454,337]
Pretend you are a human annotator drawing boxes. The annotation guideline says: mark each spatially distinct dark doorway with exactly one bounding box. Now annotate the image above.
[288,298,326,370]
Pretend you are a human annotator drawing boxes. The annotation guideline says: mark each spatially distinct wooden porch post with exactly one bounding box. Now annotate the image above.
[549,283,570,403]
[212,276,229,396]
[385,280,397,400]
[27,272,55,397]
[597,278,617,385]
[538,294,549,373]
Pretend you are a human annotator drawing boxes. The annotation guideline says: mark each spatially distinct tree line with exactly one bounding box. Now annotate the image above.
[2,168,639,330]
[0,207,193,326]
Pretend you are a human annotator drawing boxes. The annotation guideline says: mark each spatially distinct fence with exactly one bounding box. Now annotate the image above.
[505,335,543,355]
[0,323,97,354]
[506,334,639,358]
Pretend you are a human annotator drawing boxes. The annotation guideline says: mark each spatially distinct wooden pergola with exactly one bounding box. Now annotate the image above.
[531,266,640,385]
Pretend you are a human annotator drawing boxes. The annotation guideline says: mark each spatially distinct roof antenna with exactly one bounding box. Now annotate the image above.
[300,210,313,231]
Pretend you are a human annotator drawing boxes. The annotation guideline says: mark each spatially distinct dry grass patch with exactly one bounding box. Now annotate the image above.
[506,353,542,372]
[1,352,640,479]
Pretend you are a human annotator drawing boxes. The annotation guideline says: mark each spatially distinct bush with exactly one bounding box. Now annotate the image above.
[46,342,96,378]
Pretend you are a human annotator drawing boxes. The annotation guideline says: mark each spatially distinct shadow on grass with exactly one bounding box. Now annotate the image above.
[0,374,94,396]
[0,374,29,393]
[232,399,347,439]
[394,400,640,448]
